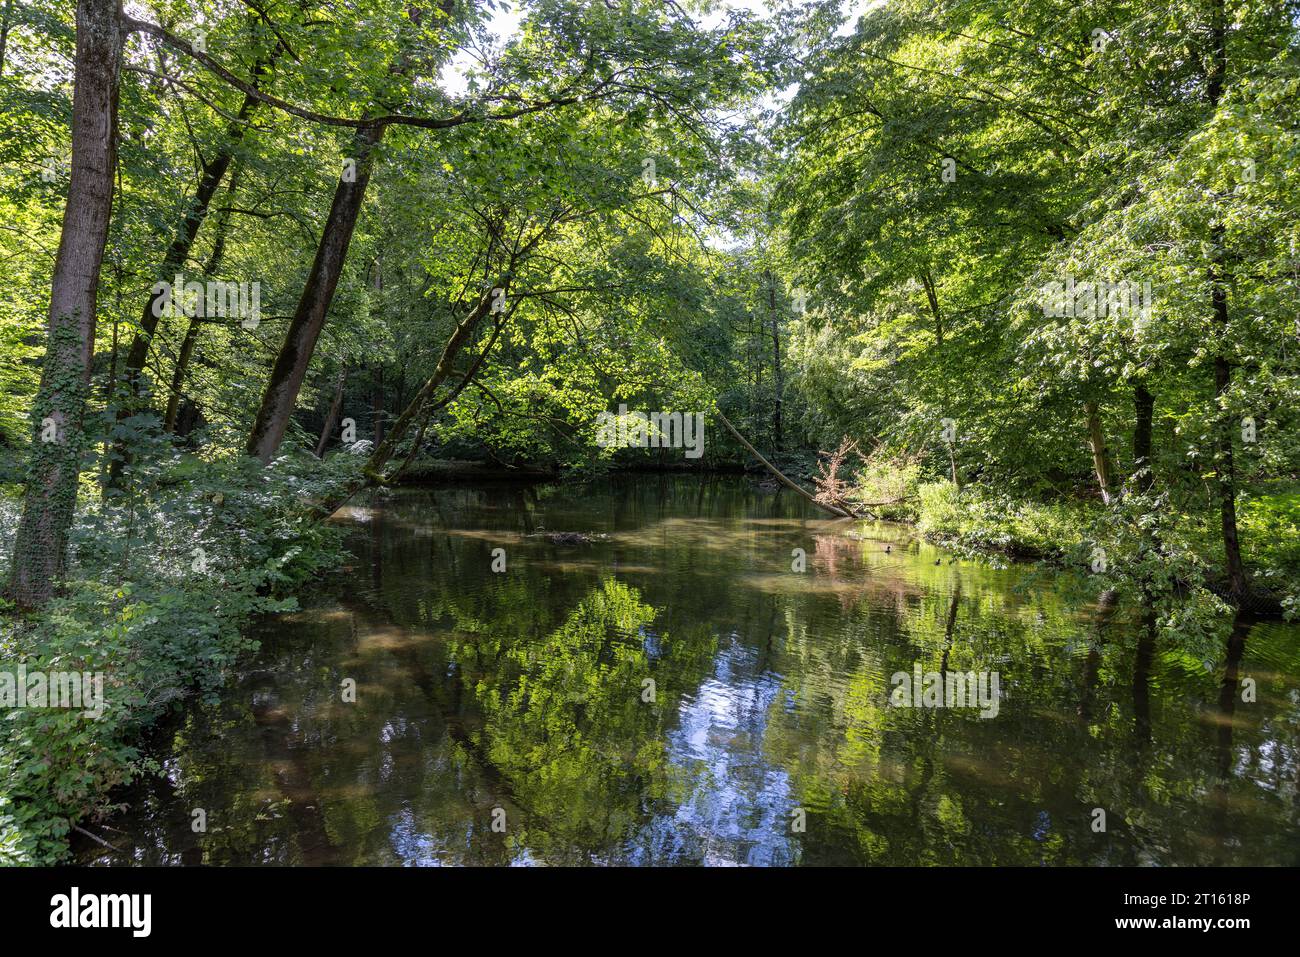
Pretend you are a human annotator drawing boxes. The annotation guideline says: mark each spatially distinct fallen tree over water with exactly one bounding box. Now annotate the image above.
[712,407,859,519]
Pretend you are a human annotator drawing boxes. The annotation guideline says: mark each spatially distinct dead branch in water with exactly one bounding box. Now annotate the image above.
[73,823,124,854]
[814,437,870,517]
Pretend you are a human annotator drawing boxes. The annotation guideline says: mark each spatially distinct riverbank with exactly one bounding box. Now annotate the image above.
[399,456,1299,618]
[391,456,767,485]
[0,455,351,864]
[859,479,1299,620]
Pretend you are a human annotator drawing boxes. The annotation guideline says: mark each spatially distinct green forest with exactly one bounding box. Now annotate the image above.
[1,0,1298,867]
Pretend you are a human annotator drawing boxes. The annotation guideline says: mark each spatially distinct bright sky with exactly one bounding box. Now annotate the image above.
[437,0,880,98]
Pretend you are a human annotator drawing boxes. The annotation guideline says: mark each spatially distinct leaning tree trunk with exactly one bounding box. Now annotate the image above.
[8,0,122,609]
[1084,400,1114,505]
[108,82,263,479]
[163,158,243,432]
[921,268,943,345]
[714,407,856,519]
[305,280,511,520]
[246,123,385,463]
[120,84,259,401]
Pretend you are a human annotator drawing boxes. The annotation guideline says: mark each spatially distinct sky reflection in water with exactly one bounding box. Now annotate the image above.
[78,476,1300,866]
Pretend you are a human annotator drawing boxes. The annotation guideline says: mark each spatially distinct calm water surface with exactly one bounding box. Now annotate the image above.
[79,476,1300,865]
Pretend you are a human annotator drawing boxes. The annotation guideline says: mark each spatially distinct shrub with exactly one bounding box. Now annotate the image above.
[0,447,355,863]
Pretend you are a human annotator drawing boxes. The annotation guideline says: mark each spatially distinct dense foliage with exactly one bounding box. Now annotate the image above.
[0,0,1297,861]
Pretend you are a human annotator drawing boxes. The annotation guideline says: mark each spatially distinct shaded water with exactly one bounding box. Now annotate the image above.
[79,476,1300,865]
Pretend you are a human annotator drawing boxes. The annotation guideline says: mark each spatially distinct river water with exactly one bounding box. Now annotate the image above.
[77,475,1300,865]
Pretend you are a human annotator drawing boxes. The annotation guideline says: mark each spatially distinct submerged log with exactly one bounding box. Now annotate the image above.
[528,531,606,545]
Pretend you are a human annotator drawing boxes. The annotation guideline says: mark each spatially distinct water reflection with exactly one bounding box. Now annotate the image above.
[77,476,1300,865]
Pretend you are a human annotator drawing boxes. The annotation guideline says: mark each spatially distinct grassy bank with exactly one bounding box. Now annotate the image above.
[846,468,1300,624]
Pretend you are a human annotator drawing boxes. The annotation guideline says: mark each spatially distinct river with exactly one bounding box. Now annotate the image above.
[76,475,1300,865]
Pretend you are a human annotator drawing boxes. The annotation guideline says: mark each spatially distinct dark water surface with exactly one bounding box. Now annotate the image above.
[79,476,1300,865]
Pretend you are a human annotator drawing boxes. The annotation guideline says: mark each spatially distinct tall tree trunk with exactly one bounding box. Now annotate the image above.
[98,293,119,494]
[0,0,14,76]
[371,364,385,448]
[246,123,384,462]
[163,158,243,432]
[314,366,348,457]
[1131,382,1161,599]
[1207,0,1245,600]
[161,322,200,433]
[1212,248,1245,597]
[108,80,263,481]
[119,91,258,401]
[750,308,764,441]
[104,260,120,403]
[8,0,122,609]
[369,258,384,446]
[1084,401,1114,505]
[924,267,958,488]
[1132,382,1154,494]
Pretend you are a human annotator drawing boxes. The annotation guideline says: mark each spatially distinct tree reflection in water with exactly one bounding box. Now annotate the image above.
[76,477,1300,866]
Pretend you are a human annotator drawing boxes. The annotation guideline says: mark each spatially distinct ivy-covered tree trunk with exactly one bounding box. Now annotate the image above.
[246,123,384,463]
[8,0,122,609]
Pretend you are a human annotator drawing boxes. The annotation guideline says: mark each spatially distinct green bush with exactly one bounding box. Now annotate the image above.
[1240,488,1300,619]
[852,457,921,521]
[915,480,964,534]
[0,447,354,864]
[912,481,1095,562]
